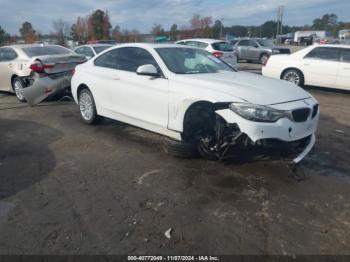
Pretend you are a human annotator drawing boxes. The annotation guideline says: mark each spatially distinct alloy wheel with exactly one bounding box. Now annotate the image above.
[79,92,94,121]
[283,71,301,85]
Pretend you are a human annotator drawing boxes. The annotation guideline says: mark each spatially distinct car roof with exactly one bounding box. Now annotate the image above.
[176,38,227,44]
[3,44,62,49]
[315,44,350,49]
[76,44,113,48]
[111,43,197,49]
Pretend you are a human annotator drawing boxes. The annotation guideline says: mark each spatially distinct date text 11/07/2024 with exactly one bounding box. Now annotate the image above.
[127,255,220,261]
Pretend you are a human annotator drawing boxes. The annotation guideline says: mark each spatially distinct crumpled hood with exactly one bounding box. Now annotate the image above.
[174,71,311,105]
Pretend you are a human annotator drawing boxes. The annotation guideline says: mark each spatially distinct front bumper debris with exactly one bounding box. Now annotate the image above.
[215,103,319,163]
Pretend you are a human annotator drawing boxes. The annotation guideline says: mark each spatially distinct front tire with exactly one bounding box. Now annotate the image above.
[282,69,304,87]
[12,77,26,102]
[164,138,199,158]
[78,89,101,124]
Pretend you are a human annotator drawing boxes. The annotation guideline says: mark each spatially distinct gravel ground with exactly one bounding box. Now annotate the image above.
[0,63,349,255]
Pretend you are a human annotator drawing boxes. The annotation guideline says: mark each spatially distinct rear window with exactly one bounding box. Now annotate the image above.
[212,42,233,52]
[93,45,112,54]
[22,46,72,57]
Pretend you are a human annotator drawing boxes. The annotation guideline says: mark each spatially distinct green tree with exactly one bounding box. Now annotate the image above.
[19,21,37,43]
[169,24,178,41]
[225,25,247,37]
[312,14,338,30]
[70,24,78,41]
[88,9,111,40]
[0,25,10,45]
[212,20,222,39]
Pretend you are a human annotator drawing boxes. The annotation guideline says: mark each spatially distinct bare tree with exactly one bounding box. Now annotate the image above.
[52,18,69,45]
[151,23,164,36]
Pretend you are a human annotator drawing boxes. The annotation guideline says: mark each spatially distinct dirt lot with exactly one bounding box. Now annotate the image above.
[0,64,350,255]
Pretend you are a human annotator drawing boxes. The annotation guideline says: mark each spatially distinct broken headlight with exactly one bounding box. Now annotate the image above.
[229,103,286,122]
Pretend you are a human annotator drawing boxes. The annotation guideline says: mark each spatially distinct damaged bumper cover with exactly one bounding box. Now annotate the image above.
[215,103,318,163]
[20,74,72,106]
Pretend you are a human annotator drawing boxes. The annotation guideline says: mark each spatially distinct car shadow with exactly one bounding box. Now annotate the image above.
[0,119,63,200]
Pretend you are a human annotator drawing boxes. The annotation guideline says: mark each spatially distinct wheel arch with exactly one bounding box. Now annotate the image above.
[181,100,230,140]
[10,74,19,91]
[77,84,90,99]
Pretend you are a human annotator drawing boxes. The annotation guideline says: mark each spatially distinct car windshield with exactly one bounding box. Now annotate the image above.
[22,46,72,57]
[93,45,112,54]
[211,42,234,52]
[256,39,274,47]
[156,47,234,74]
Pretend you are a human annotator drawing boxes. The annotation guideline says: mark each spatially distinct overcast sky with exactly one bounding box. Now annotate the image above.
[0,0,349,35]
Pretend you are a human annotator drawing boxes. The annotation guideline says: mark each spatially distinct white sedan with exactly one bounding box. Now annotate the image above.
[262,44,350,90]
[175,39,238,70]
[71,43,319,163]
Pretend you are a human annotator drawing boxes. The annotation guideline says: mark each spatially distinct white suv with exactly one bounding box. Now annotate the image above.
[175,39,238,70]
[71,44,319,163]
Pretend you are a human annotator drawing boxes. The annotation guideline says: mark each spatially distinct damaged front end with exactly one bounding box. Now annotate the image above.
[195,99,318,163]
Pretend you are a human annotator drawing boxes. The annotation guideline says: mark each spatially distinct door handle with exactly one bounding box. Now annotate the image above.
[111,74,120,80]
[344,67,350,70]
[303,63,310,66]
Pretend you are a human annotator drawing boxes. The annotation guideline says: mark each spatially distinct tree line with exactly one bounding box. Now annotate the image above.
[0,11,349,46]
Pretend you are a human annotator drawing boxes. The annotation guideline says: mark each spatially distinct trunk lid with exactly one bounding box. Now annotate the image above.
[32,54,86,74]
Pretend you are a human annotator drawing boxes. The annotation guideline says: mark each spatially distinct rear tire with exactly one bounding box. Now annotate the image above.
[78,88,101,124]
[281,69,304,87]
[12,77,26,102]
[164,138,199,158]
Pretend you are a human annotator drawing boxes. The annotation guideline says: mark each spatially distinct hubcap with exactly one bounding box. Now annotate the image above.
[14,80,24,100]
[283,71,300,85]
[79,92,93,121]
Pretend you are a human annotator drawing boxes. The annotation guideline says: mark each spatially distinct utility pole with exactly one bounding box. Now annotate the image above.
[220,18,224,39]
[276,6,284,42]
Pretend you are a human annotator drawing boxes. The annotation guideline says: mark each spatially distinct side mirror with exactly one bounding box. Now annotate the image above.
[86,56,92,60]
[254,45,259,48]
[136,64,160,77]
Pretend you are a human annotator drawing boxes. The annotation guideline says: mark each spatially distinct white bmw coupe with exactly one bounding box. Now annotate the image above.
[71,43,319,163]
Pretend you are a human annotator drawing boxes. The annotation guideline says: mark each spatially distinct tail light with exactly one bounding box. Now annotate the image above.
[212,51,223,58]
[262,56,270,66]
[30,61,54,73]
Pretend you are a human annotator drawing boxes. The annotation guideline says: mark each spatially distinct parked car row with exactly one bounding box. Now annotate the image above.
[6,39,350,162]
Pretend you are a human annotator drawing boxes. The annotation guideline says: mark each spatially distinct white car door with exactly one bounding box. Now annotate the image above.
[94,47,169,128]
[0,47,18,92]
[335,48,350,90]
[301,47,340,88]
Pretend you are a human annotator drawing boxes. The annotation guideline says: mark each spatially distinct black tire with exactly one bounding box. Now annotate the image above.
[78,88,102,125]
[259,53,269,65]
[12,77,26,102]
[281,69,304,87]
[164,137,199,158]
